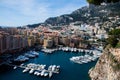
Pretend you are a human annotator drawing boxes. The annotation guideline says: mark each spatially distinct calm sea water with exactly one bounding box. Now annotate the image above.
[0,50,97,80]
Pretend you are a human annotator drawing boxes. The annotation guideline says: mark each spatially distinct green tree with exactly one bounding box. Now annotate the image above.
[87,0,103,5]
[87,0,120,5]
[108,29,120,38]
[109,29,120,35]
[106,36,118,47]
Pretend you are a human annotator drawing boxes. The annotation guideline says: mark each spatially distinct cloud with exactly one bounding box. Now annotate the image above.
[0,0,87,26]
[0,0,51,25]
[0,0,50,16]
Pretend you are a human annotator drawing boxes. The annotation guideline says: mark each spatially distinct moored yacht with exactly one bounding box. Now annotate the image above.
[32,51,39,56]
[29,69,34,74]
[24,53,36,58]
[14,55,29,62]
[49,71,53,78]
[44,72,48,77]
[23,68,29,73]
[40,70,45,76]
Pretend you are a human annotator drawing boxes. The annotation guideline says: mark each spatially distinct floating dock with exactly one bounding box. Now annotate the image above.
[14,63,60,78]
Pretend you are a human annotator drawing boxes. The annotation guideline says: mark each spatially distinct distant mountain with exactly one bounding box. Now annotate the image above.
[1,2,120,28]
[44,2,120,26]
[24,2,120,28]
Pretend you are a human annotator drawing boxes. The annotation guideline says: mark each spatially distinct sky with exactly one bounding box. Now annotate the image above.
[0,0,88,26]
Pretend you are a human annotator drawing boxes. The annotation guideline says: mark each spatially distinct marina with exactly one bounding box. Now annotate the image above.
[0,50,98,80]
[0,0,119,80]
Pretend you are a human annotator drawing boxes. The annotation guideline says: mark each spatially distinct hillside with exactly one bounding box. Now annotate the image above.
[19,2,120,28]
[44,2,120,26]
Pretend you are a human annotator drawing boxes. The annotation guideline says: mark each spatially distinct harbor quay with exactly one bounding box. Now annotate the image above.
[41,46,103,54]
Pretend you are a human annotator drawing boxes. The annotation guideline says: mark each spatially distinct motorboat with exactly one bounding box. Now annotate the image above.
[29,69,34,74]
[23,68,29,73]
[31,51,39,56]
[14,55,29,62]
[13,66,17,69]
[40,70,45,76]
[24,53,36,58]
[44,73,48,77]
[49,71,53,78]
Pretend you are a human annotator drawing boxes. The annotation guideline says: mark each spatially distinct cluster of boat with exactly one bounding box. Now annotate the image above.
[14,51,39,62]
[48,65,60,73]
[41,49,57,54]
[59,47,93,53]
[21,63,60,78]
[41,47,96,54]
[14,55,29,62]
[70,50,102,64]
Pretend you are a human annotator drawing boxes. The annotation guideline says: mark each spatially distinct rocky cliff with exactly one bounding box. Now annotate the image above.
[89,46,120,80]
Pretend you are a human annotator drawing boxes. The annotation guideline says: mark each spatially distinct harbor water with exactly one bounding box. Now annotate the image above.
[0,50,97,80]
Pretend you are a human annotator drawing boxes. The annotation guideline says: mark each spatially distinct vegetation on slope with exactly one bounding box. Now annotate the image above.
[87,0,120,5]
[106,29,120,48]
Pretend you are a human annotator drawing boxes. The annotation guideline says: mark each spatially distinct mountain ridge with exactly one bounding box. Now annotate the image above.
[15,2,120,28]
[44,2,120,26]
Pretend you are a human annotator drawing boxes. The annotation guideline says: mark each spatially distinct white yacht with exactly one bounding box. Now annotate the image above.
[13,66,17,69]
[71,48,74,52]
[24,53,36,58]
[32,51,39,56]
[73,48,77,52]
[57,65,60,68]
[29,69,34,74]
[40,70,45,76]
[34,71,40,76]
[44,73,48,77]
[14,55,29,62]
[49,71,53,78]
[23,68,29,73]
[65,47,69,51]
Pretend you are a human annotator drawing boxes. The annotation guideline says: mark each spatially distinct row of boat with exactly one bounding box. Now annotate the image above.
[70,50,102,64]
[59,47,93,53]
[14,51,39,62]
[41,47,95,54]
[41,46,102,54]
[21,63,60,78]
[41,49,57,54]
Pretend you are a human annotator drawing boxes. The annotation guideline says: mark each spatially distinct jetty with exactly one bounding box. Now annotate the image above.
[11,63,60,78]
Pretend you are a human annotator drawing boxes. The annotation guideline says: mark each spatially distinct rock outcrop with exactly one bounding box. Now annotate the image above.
[89,46,120,80]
